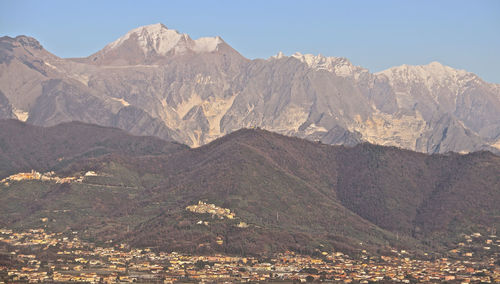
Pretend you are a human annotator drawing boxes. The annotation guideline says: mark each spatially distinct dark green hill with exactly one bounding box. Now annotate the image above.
[0,123,499,256]
[0,119,187,178]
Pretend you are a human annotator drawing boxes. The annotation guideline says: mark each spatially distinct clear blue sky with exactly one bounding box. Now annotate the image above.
[1,0,499,82]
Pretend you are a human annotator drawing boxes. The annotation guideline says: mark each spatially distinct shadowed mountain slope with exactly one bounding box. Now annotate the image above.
[1,122,499,256]
[0,119,187,178]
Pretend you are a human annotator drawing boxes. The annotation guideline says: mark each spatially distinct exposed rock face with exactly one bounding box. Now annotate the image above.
[0,90,15,119]
[1,24,499,153]
[83,23,233,66]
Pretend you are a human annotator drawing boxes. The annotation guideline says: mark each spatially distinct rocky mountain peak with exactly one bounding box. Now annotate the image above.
[286,52,368,77]
[377,62,475,89]
[103,23,224,57]
[86,23,230,65]
[104,23,185,54]
[17,36,43,50]
[271,51,286,59]
[192,36,224,53]
[0,35,43,50]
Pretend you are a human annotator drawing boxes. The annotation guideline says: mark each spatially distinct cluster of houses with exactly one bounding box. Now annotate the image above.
[447,231,500,261]
[0,170,98,186]
[186,201,250,229]
[1,227,499,283]
[185,201,236,220]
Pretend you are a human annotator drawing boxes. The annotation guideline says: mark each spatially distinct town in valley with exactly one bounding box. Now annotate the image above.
[1,227,499,283]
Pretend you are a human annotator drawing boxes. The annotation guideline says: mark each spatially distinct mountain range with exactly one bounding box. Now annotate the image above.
[1,23,500,153]
[1,120,499,256]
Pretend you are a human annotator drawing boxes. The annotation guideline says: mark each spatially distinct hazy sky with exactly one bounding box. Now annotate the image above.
[1,0,499,82]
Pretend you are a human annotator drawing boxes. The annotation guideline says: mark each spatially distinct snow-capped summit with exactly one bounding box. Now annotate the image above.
[377,62,476,91]
[290,52,367,78]
[104,23,224,55]
[192,36,223,53]
[104,23,186,54]
[87,23,228,65]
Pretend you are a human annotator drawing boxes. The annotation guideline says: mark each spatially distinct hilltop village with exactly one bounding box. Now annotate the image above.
[186,201,250,229]
[0,170,98,186]
[186,201,236,220]
[1,228,499,283]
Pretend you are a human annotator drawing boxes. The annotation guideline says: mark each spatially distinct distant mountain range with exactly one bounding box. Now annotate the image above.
[1,23,500,153]
[1,120,499,255]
